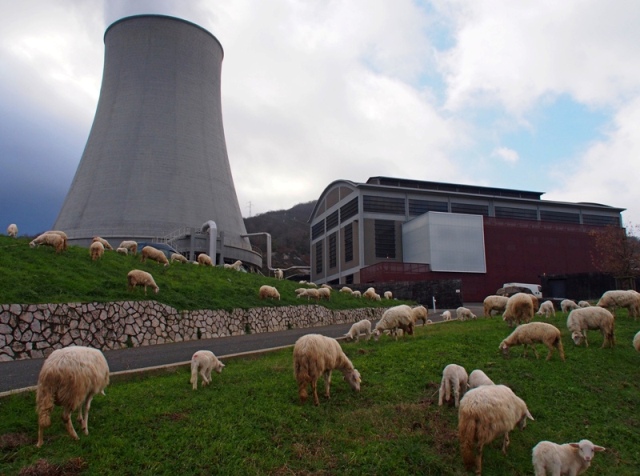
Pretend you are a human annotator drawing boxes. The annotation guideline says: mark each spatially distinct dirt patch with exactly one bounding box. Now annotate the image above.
[18,457,87,476]
[0,432,31,449]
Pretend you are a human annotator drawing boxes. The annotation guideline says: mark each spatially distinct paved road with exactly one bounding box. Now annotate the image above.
[0,304,483,395]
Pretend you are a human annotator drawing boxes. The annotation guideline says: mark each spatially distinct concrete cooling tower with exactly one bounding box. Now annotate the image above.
[54,14,260,268]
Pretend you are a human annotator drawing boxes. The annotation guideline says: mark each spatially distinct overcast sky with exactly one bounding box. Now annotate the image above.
[2,0,640,236]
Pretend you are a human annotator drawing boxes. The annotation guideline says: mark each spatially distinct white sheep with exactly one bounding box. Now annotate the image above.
[340,286,353,295]
[438,363,468,407]
[532,439,605,476]
[373,305,414,341]
[36,346,110,447]
[467,369,495,389]
[6,223,18,237]
[384,290,393,300]
[197,253,213,266]
[536,300,556,319]
[29,232,66,253]
[634,330,640,352]
[293,334,361,406]
[344,319,372,342]
[127,269,159,295]
[140,246,169,267]
[597,289,640,318]
[352,290,362,298]
[566,307,615,348]
[92,236,113,250]
[317,287,331,300]
[296,288,320,301]
[503,293,534,327]
[89,240,104,261]
[410,305,429,325]
[43,230,68,250]
[224,259,243,271]
[320,284,332,290]
[561,299,580,313]
[578,300,591,308]
[118,240,138,255]
[259,285,280,300]
[363,287,377,300]
[499,322,565,361]
[441,310,452,321]
[456,306,477,321]
[190,350,224,390]
[170,252,188,263]
[116,247,128,255]
[483,295,509,317]
[458,384,534,475]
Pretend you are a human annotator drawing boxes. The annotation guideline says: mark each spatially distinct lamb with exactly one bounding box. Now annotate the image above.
[344,319,372,342]
[293,333,361,405]
[536,300,556,319]
[116,247,128,255]
[561,299,580,313]
[296,288,320,301]
[634,330,640,352]
[274,268,284,280]
[467,369,495,389]
[36,346,110,447]
[503,293,534,327]
[259,285,280,300]
[499,322,565,361]
[6,223,17,237]
[118,240,138,255]
[438,363,468,407]
[458,384,534,475]
[340,286,353,295]
[578,300,591,308]
[532,439,605,476]
[410,305,429,325]
[566,307,615,348]
[140,246,169,266]
[29,232,65,253]
[317,287,331,300]
[597,289,640,318]
[127,269,159,295]
[197,253,213,266]
[457,306,477,321]
[373,304,414,340]
[384,291,393,300]
[352,290,362,298]
[92,236,113,250]
[224,259,243,271]
[441,310,452,321]
[89,240,104,261]
[170,252,188,263]
[483,295,509,317]
[190,350,224,390]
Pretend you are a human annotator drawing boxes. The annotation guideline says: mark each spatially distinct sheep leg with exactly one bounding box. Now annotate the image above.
[200,368,210,387]
[502,432,510,454]
[80,395,95,435]
[545,345,554,361]
[297,380,309,404]
[311,379,320,406]
[583,331,589,347]
[62,408,80,441]
[323,370,332,399]
[475,445,483,476]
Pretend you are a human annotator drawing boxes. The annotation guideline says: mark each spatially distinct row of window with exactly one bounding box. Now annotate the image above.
[312,197,360,240]
[315,223,355,274]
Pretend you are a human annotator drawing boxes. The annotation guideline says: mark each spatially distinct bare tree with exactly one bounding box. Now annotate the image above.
[589,224,640,288]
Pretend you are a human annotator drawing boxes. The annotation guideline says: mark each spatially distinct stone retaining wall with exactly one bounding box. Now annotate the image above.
[0,302,386,361]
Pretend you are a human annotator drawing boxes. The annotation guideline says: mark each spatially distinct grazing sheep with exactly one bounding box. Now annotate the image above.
[118,240,138,255]
[578,300,591,308]
[459,384,534,475]
[29,232,65,253]
[384,291,393,300]
[373,305,414,341]
[340,286,353,295]
[116,247,128,255]
[532,439,605,476]
[259,285,280,300]
[92,236,113,250]
[43,230,69,250]
[536,300,556,319]
[597,289,640,318]
[317,287,331,300]
[344,319,372,342]
[197,253,213,266]
[503,293,534,327]
[441,310,452,321]
[296,288,320,301]
[140,246,169,266]
[320,284,332,290]
[89,240,104,261]
[6,223,18,237]
[363,287,377,300]
[410,305,429,325]
[438,364,468,407]
[468,369,495,389]
[457,306,477,321]
[224,259,243,271]
[633,330,640,351]
[566,307,615,348]
[293,334,361,405]
[190,350,224,390]
[127,269,159,295]
[170,252,188,263]
[561,299,580,313]
[36,346,110,447]
[274,268,284,280]
[306,282,318,288]
[483,295,509,317]
[500,322,565,361]
[352,290,362,298]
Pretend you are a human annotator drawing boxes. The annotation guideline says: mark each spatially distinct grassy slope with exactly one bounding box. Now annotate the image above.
[0,236,402,312]
[1,311,639,475]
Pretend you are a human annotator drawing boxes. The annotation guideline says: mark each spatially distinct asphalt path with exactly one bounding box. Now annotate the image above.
[0,304,483,395]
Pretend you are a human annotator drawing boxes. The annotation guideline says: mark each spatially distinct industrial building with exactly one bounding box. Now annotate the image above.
[53,15,260,269]
[309,176,624,302]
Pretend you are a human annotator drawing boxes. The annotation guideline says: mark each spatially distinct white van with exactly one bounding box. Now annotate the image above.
[502,282,543,299]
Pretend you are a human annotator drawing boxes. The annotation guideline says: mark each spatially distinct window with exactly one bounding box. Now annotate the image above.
[375,220,396,258]
[540,210,580,224]
[340,197,359,221]
[451,203,489,216]
[326,210,339,231]
[329,233,337,268]
[315,241,323,273]
[582,214,620,226]
[311,220,325,240]
[344,223,353,262]
[495,206,537,221]
[363,195,405,214]
[408,199,448,215]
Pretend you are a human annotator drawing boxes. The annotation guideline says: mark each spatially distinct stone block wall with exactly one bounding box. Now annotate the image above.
[0,302,386,362]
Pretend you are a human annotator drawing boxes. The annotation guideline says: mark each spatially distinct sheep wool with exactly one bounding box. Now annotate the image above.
[340,286,353,295]
[344,319,372,342]
[468,369,495,389]
[457,306,477,321]
[29,232,66,253]
[634,330,640,352]
[6,223,18,237]
[483,295,509,317]
[373,305,414,340]
[352,290,362,298]
[274,268,284,280]
[441,310,452,321]
[458,384,534,475]
[197,253,213,266]
[43,230,69,250]
[190,350,224,390]
[561,299,580,313]
[36,346,110,447]
[116,247,128,255]
[438,364,468,407]
[566,307,615,348]
[503,293,534,327]
[89,240,104,261]
[118,240,138,255]
[293,334,361,405]
[170,252,188,263]
[500,322,565,361]
[92,236,113,250]
[410,305,429,325]
[224,259,243,271]
[597,289,640,318]
[536,300,556,319]
[127,269,159,295]
[384,291,393,300]
[140,246,169,267]
[532,439,605,476]
[259,285,280,300]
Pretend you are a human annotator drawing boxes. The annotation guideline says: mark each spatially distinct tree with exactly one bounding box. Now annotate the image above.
[589,224,640,288]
